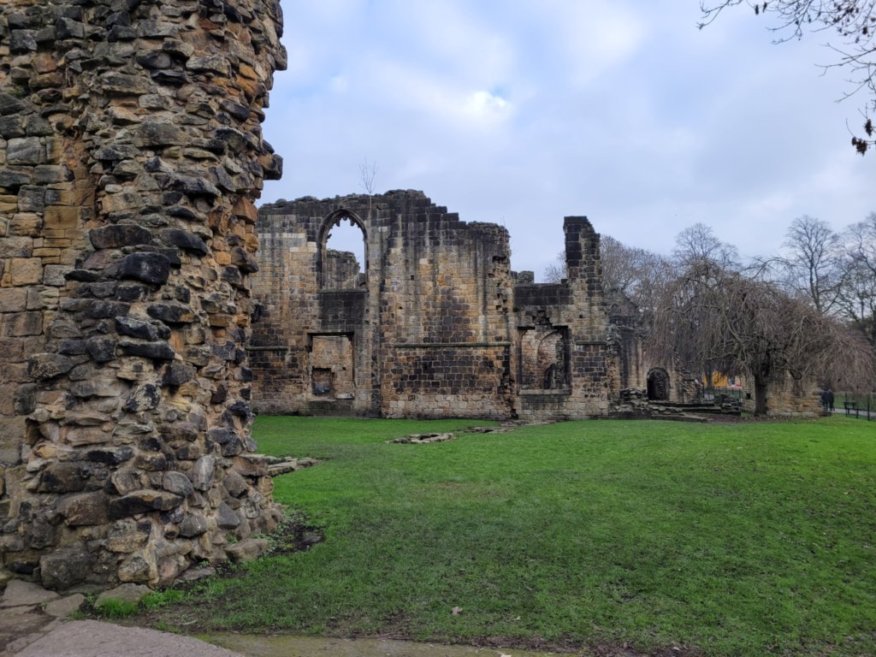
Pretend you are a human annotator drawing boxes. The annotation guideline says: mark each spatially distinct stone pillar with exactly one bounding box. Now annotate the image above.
[563,216,602,292]
[0,0,286,589]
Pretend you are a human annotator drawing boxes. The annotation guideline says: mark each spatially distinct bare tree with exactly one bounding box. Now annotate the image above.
[602,236,648,295]
[699,0,876,153]
[809,316,875,392]
[673,223,739,269]
[358,158,379,217]
[779,215,842,314]
[359,158,378,196]
[649,222,874,413]
[837,212,876,344]
[651,261,873,413]
[543,236,673,319]
[543,250,567,283]
[601,236,674,318]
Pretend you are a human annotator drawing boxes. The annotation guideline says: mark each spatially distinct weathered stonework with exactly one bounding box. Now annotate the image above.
[741,372,821,417]
[0,0,286,588]
[250,192,639,420]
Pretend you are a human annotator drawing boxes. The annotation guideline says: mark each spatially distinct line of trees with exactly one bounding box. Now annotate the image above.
[765,214,876,346]
[545,215,876,413]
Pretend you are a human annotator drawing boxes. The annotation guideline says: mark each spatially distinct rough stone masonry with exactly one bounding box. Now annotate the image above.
[0,0,286,589]
[249,192,825,420]
[250,192,648,420]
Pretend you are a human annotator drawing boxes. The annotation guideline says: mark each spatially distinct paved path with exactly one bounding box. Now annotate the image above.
[0,580,243,657]
[0,580,578,657]
[10,621,245,657]
[205,633,568,657]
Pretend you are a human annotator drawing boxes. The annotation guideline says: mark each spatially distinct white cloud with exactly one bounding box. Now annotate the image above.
[383,1,514,82]
[261,0,876,277]
[535,0,648,85]
[463,90,510,122]
[356,55,513,131]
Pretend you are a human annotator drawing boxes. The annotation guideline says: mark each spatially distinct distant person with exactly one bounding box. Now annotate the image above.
[826,388,835,412]
[820,388,830,413]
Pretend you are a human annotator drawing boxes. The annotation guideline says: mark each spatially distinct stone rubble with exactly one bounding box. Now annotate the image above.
[389,432,456,445]
[263,455,318,477]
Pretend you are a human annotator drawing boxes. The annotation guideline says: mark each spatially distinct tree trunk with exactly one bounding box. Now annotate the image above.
[754,375,769,416]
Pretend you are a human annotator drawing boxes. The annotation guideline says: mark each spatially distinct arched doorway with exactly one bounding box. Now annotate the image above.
[519,327,569,390]
[537,331,567,390]
[647,368,670,401]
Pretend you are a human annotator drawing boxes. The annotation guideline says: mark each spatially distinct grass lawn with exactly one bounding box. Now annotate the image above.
[145,416,876,657]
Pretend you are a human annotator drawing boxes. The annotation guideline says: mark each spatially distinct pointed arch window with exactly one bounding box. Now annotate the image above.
[319,211,367,290]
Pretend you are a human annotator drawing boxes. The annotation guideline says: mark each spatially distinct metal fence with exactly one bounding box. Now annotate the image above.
[702,387,746,402]
[703,388,875,420]
[836,392,875,420]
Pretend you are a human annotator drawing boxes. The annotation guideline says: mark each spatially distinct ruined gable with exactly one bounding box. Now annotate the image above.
[251,193,634,420]
[512,217,619,419]
[251,191,515,418]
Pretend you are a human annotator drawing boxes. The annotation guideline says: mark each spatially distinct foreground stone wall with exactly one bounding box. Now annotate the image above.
[0,0,286,589]
[251,194,628,419]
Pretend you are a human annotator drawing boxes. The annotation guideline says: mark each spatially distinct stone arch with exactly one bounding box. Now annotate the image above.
[537,331,567,390]
[519,327,569,390]
[647,368,671,401]
[317,210,368,289]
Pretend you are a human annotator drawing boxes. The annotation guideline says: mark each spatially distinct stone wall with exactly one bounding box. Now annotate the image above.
[606,293,646,396]
[323,249,361,290]
[740,373,821,417]
[512,218,615,419]
[251,194,628,420]
[251,191,515,418]
[0,0,286,589]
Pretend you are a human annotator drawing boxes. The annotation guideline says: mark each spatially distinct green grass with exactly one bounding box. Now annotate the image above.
[94,597,140,619]
[142,589,186,609]
[147,416,876,656]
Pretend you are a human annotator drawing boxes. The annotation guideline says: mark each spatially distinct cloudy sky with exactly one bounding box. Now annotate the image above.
[259,0,876,279]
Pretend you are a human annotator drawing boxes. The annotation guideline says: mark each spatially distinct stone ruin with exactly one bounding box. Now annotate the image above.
[0,0,286,589]
[248,193,823,420]
[0,0,822,596]
[249,191,648,420]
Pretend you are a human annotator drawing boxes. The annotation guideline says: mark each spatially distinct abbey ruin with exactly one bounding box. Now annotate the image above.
[0,0,823,594]
[0,0,653,592]
[250,192,647,420]
[0,0,286,589]
[248,193,822,420]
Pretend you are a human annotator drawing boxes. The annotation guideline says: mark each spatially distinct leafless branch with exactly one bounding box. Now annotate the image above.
[359,158,378,196]
[700,0,876,153]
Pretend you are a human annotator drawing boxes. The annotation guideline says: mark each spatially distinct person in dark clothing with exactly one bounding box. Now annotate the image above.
[826,388,835,412]
[820,388,830,412]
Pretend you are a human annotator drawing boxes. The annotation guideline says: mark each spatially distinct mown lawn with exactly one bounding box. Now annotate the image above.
[146,416,876,657]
